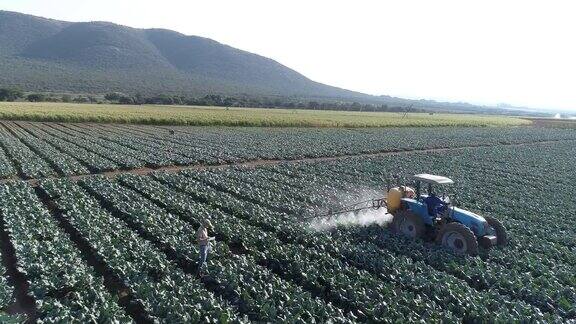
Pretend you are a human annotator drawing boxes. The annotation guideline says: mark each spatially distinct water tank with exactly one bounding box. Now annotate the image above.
[387,187,402,212]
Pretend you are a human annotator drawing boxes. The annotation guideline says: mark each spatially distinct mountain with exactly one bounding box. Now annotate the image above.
[0,10,369,100]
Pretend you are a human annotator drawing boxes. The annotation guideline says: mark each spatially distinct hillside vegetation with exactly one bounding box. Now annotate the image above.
[0,10,362,100]
[0,10,520,113]
[0,102,529,127]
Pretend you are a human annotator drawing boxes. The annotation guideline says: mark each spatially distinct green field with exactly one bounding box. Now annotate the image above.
[0,102,530,127]
[0,122,575,322]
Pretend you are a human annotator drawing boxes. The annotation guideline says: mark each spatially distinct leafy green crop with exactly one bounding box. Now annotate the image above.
[0,181,130,322]
[0,122,574,322]
[0,250,23,323]
[80,175,353,322]
[1,121,576,178]
[40,178,245,323]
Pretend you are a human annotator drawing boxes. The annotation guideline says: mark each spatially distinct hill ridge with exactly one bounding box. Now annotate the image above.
[0,10,364,100]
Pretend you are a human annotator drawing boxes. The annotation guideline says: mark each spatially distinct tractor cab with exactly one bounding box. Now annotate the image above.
[412,174,454,219]
[389,174,455,225]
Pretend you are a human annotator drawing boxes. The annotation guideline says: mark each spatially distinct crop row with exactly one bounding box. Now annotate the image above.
[296,143,576,265]
[0,124,55,179]
[143,171,557,322]
[118,173,463,322]
[1,121,89,176]
[187,160,576,319]
[269,154,576,253]
[286,145,576,314]
[21,122,119,172]
[52,123,158,168]
[62,123,189,167]
[77,175,353,323]
[0,181,130,322]
[189,168,567,317]
[74,123,209,165]
[0,150,16,179]
[39,178,244,323]
[31,122,145,170]
[96,124,240,164]
[0,246,22,323]
[154,124,576,160]
[0,122,576,179]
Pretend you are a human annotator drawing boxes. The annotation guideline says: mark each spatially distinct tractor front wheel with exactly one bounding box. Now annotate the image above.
[391,211,425,239]
[437,222,479,255]
[484,216,507,246]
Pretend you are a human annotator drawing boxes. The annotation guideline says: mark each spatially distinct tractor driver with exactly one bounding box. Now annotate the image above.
[400,186,416,199]
[424,192,446,216]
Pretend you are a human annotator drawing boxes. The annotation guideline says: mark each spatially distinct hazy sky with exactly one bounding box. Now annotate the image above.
[2,0,575,111]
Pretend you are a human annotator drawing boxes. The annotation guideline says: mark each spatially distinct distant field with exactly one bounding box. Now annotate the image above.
[0,102,530,127]
[529,117,576,128]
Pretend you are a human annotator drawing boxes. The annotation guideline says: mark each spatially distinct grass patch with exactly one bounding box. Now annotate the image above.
[0,102,530,127]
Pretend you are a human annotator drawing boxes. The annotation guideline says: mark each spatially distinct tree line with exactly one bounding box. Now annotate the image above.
[0,87,100,103]
[104,92,426,113]
[0,87,426,113]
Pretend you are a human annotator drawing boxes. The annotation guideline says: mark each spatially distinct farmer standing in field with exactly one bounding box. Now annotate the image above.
[196,219,215,277]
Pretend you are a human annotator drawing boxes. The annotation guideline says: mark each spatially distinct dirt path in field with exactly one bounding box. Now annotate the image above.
[2,138,573,186]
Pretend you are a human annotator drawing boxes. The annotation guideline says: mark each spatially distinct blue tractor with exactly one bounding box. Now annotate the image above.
[387,174,507,255]
[308,173,507,255]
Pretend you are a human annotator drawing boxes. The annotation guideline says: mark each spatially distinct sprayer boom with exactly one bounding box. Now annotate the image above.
[305,197,387,221]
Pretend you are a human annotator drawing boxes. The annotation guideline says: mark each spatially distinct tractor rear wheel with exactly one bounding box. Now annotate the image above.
[392,211,425,239]
[484,216,507,246]
[437,222,478,255]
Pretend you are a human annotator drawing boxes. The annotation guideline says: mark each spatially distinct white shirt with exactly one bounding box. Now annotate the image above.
[196,226,209,246]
